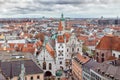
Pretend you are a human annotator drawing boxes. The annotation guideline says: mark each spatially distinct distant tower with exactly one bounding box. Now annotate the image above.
[60,13,65,31]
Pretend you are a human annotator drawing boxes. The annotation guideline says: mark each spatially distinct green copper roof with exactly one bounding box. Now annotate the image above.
[60,13,65,21]
[56,70,63,76]
[51,33,57,39]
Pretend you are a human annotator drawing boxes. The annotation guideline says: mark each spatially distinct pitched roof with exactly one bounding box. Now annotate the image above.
[93,60,120,79]
[75,53,90,64]
[1,60,43,79]
[96,35,120,51]
[83,59,99,69]
[78,35,88,42]
[46,43,55,58]
[64,32,71,42]
[57,35,64,43]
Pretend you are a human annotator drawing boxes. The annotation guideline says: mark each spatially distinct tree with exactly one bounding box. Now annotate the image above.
[82,45,89,55]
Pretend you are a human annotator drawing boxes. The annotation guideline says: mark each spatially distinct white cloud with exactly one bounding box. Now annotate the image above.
[0,0,120,18]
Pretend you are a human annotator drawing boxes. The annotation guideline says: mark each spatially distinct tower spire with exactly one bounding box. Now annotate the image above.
[58,21,63,31]
[60,13,65,21]
[61,13,63,18]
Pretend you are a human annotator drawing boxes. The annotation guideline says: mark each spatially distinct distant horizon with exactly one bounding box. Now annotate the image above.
[0,0,120,18]
[0,15,119,19]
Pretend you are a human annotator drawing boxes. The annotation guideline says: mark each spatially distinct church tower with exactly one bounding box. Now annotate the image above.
[60,13,65,30]
[55,14,66,70]
[58,13,65,36]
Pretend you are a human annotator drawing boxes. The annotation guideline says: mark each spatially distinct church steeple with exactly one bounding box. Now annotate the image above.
[58,21,63,31]
[60,13,65,21]
[58,13,65,36]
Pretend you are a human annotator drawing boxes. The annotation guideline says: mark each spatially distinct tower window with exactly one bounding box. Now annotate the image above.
[67,49,69,52]
[49,63,52,70]
[60,61,62,64]
[43,62,46,70]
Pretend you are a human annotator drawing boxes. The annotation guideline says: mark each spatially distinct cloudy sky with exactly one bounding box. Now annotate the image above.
[0,0,120,18]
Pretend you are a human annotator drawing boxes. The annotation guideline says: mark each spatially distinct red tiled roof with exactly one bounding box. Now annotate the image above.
[96,35,120,51]
[58,21,63,31]
[84,39,98,46]
[57,35,64,43]
[0,43,36,53]
[46,43,55,58]
[0,48,14,51]
[64,32,71,42]
[76,53,90,64]
[22,47,35,53]
[78,35,88,42]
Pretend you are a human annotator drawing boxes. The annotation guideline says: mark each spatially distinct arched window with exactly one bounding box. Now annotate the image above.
[102,53,104,57]
[101,58,104,62]
[96,52,99,56]
[37,76,40,79]
[30,76,33,80]
[101,53,104,62]
[49,63,52,70]
[96,56,99,62]
[36,51,39,56]
[43,62,46,70]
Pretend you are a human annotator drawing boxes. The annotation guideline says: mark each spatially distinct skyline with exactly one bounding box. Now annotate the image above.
[0,0,120,18]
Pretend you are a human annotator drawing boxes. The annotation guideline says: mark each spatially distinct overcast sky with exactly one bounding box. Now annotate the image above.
[0,0,120,18]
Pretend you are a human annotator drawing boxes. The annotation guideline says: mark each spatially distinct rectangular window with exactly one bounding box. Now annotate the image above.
[67,49,69,52]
